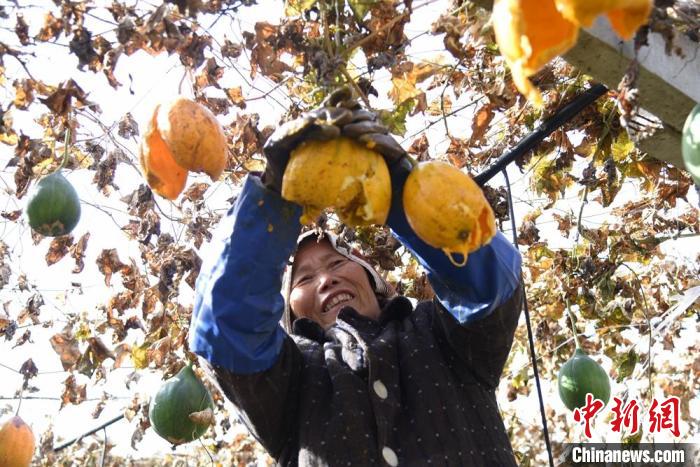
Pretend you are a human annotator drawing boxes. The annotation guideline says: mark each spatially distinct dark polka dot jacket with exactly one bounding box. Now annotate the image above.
[210,287,523,466]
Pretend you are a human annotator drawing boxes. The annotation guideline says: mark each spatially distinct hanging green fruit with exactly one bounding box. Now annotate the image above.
[148,364,215,446]
[25,171,81,237]
[558,348,611,411]
[681,104,700,186]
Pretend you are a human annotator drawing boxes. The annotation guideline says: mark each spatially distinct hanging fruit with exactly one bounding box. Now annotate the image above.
[492,0,652,106]
[554,0,653,40]
[558,348,611,410]
[492,0,579,107]
[281,137,392,226]
[0,416,35,467]
[25,171,81,237]
[148,364,215,446]
[402,161,496,267]
[139,97,227,200]
[681,104,700,186]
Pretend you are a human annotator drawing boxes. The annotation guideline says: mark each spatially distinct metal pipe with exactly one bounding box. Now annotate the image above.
[474,83,609,186]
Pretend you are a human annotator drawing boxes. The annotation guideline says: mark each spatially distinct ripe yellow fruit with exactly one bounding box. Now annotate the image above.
[139,97,227,200]
[403,161,496,267]
[554,0,652,40]
[281,137,391,226]
[0,416,35,467]
[139,105,188,200]
[492,0,579,107]
[155,97,227,180]
[492,0,651,106]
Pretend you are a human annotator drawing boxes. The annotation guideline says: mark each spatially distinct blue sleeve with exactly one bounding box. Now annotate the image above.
[189,174,302,374]
[386,166,522,324]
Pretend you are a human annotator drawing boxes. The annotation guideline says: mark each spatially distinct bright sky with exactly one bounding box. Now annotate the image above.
[0,0,698,463]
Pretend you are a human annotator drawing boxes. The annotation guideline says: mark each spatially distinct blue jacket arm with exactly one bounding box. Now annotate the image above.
[189,174,302,374]
[386,165,522,324]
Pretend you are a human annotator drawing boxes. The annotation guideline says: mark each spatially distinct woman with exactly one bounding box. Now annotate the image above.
[189,92,523,466]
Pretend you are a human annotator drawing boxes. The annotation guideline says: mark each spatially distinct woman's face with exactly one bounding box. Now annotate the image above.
[289,239,381,329]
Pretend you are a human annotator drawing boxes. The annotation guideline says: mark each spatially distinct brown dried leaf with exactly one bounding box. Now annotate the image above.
[96,249,127,286]
[18,293,43,325]
[470,103,494,145]
[12,330,32,349]
[46,235,74,266]
[39,79,95,115]
[15,14,30,46]
[13,79,35,110]
[61,374,87,408]
[69,232,90,273]
[36,11,65,42]
[221,39,243,58]
[182,182,210,203]
[188,407,214,426]
[19,358,38,384]
[114,343,132,368]
[226,86,246,109]
[50,332,81,371]
[118,113,139,138]
[92,392,109,419]
[1,210,22,221]
[147,336,171,368]
[93,151,119,195]
[407,134,429,162]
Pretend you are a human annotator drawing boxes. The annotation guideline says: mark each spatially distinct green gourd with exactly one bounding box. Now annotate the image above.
[149,364,214,445]
[25,171,81,237]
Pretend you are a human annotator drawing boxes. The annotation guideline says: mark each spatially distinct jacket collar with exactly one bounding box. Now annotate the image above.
[291,296,414,342]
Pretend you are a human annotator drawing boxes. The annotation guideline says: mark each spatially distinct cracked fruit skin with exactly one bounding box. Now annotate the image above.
[558,348,611,411]
[0,416,35,467]
[25,171,81,237]
[281,137,391,226]
[403,161,496,267]
[149,364,214,446]
[682,104,700,186]
[140,97,226,199]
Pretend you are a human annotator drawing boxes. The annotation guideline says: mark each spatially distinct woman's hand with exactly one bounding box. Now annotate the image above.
[262,87,408,192]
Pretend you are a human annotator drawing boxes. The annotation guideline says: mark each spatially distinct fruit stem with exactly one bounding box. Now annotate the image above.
[566,299,582,350]
[58,127,71,172]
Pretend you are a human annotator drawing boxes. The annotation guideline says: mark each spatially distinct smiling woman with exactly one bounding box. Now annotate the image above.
[288,235,382,329]
[188,98,525,466]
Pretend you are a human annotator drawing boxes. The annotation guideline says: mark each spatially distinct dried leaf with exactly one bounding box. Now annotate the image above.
[13,79,35,109]
[188,407,214,426]
[96,249,127,286]
[19,358,38,384]
[118,113,139,138]
[36,11,65,42]
[46,235,74,266]
[470,103,495,144]
[50,332,81,371]
[225,86,247,109]
[61,374,87,408]
[69,232,90,273]
[182,182,210,203]
[1,210,22,221]
[147,335,171,367]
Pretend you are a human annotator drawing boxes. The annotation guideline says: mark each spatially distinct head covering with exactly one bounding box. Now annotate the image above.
[281,230,395,332]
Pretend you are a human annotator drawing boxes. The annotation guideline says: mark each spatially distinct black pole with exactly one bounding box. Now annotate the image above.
[53,413,125,452]
[474,83,609,187]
